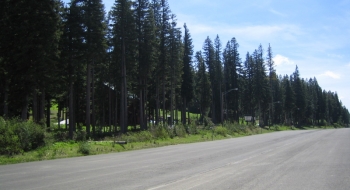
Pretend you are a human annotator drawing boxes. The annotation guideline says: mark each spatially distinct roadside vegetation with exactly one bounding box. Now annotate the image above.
[0,116,344,165]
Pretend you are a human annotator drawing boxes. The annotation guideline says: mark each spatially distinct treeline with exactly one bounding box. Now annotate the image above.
[0,0,348,139]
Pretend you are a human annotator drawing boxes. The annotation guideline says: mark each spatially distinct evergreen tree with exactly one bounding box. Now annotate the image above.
[202,37,216,123]
[252,45,269,126]
[194,51,211,122]
[111,0,136,133]
[83,0,107,135]
[181,23,194,125]
[134,1,157,130]
[223,38,240,122]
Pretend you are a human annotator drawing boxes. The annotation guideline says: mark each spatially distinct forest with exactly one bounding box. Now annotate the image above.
[1,0,349,141]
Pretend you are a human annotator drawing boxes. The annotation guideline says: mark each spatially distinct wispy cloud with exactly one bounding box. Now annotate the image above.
[273,54,295,66]
[319,71,341,79]
[269,9,287,17]
[327,53,343,59]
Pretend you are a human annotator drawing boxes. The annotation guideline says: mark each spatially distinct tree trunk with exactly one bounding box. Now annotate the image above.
[69,82,74,139]
[120,38,128,133]
[108,86,112,127]
[46,97,50,128]
[3,81,8,118]
[91,66,96,135]
[86,63,91,136]
[139,83,145,130]
[39,90,45,122]
[21,95,28,121]
[182,98,186,125]
[115,90,118,133]
[156,77,160,125]
[33,90,38,122]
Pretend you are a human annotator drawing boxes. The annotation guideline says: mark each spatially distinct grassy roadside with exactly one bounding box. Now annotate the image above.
[1,124,330,165]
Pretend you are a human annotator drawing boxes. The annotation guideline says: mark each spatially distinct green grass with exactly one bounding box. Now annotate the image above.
[0,123,340,165]
[0,132,223,165]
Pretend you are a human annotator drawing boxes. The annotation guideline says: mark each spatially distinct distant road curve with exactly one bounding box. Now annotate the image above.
[1,129,349,190]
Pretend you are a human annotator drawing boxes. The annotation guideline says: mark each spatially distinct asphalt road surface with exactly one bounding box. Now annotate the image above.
[1,129,350,190]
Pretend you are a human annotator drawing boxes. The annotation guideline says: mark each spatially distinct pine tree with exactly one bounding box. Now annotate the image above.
[252,45,268,126]
[134,1,157,130]
[283,75,295,125]
[83,0,106,136]
[266,44,276,126]
[111,0,136,133]
[202,37,216,123]
[213,35,223,123]
[291,66,306,127]
[194,51,211,122]
[223,38,240,123]
[181,23,194,125]
[0,0,61,121]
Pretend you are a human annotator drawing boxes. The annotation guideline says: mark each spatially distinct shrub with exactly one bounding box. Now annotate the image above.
[187,123,198,135]
[214,126,228,137]
[78,141,90,155]
[75,131,87,141]
[0,117,46,155]
[136,131,153,142]
[151,125,169,139]
[53,130,70,142]
[224,122,247,134]
[14,120,45,151]
[272,125,280,131]
[333,123,342,128]
[0,118,22,155]
[174,124,187,138]
[203,117,214,129]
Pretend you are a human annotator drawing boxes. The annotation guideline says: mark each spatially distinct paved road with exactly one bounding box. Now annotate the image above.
[1,129,350,190]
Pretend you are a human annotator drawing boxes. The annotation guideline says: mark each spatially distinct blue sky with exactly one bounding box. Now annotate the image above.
[64,0,350,109]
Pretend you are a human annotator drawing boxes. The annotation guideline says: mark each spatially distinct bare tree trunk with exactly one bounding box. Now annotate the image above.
[69,83,74,139]
[86,63,91,136]
[46,97,51,128]
[139,84,144,130]
[182,98,186,125]
[33,90,38,122]
[21,95,28,121]
[115,90,118,133]
[108,85,112,127]
[162,78,166,125]
[91,66,96,135]
[3,81,8,118]
[156,77,160,125]
[120,38,128,133]
[39,90,45,122]
[144,79,148,130]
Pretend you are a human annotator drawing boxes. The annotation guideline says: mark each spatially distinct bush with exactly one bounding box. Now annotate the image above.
[333,123,342,128]
[151,125,169,139]
[203,117,214,129]
[14,121,45,151]
[78,141,90,155]
[0,117,46,155]
[75,131,87,141]
[53,130,70,142]
[224,122,247,134]
[272,125,280,131]
[214,126,228,137]
[187,123,198,135]
[0,118,22,155]
[174,124,187,138]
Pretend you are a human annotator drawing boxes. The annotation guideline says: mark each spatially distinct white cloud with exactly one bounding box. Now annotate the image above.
[273,54,295,66]
[327,53,343,59]
[269,9,287,17]
[319,71,341,79]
